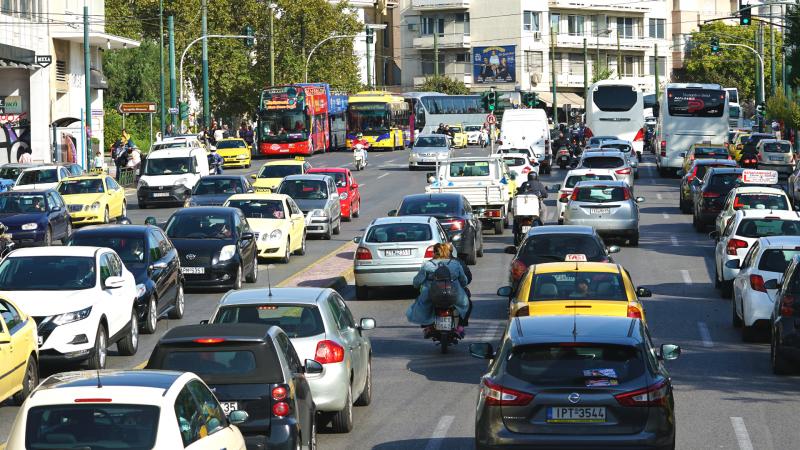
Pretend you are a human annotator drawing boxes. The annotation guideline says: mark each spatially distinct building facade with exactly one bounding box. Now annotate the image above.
[670,0,737,77]
[337,0,400,87]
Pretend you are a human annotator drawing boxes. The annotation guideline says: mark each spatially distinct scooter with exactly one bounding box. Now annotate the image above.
[431,306,461,354]
[353,145,368,171]
[512,193,543,246]
[210,160,224,175]
[556,146,572,170]
[740,153,759,169]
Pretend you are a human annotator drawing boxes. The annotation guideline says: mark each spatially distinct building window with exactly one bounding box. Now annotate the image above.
[1,0,12,14]
[55,60,68,83]
[550,13,560,34]
[554,53,564,74]
[455,52,471,63]
[569,53,585,75]
[382,21,390,48]
[422,17,444,36]
[621,55,642,77]
[616,17,634,39]
[649,18,665,39]
[649,56,666,76]
[524,11,540,32]
[19,0,31,19]
[421,53,445,76]
[457,12,470,35]
[568,15,585,36]
[525,50,543,73]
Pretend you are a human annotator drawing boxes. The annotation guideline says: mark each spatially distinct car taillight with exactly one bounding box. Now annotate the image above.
[315,340,345,364]
[627,305,643,319]
[615,167,632,175]
[780,294,795,316]
[750,274,766,293]
[424,245,434,258]
[522,166,532,174]
[271,385,288,401]
[623,188,632,201]
[559,192,571,203]
[702,192,720,198]
[615,380,669,407]
[634,128,644,142]
[726,238,748,256]
[355,246,372,260]
[435,309,451,317]
[74,398,113,403]
[689,154,695,161]
[511,259,527,281]
[441,219,465,231]
[687,168,697,181]
[482,378,534,406]
[272,401,290,417]
[570,189,579,201]
[660,141,666,157]
[193,338,225,344]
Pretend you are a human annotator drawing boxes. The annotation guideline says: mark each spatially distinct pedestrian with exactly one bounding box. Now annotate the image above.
[17,149,32,164]
[113,141,128,181]
[245,125,254,147]
[126,145,141,172]
[213,123,225,143]
[165,123,175,138]
[93,150,104,171]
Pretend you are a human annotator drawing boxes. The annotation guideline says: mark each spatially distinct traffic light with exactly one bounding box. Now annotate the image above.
[487,91,497,111]
[756,103,766,117]
[710,37,720,54]
[522,92,539,108]
[366,28,374,44]
[740,4,751,26]
[243,25,254,48]
[179,101,189,121]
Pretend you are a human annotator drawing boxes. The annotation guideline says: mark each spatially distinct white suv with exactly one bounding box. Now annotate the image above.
[4,370,248,450]
[0,246,139,369]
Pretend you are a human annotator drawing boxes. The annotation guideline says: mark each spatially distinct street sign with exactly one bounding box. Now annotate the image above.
[118,102,158,114]
[35,55,52,68]
[168,107,179,114]
[486,114,497,125]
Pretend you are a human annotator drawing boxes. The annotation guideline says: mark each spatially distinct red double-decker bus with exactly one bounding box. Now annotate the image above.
[256,85,332,156]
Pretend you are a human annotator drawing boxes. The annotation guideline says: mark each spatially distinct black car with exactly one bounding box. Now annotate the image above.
[505,225,618,287]
[742,132,776,156]
[389,193,483,265]
[679,159,737,214]
[146,324,321,450]
[770,255,800,374]
[187,175,254,207]
[163,206,258,289]
[0,189,71,245]
[470,315,681,449]
[692,167,745,231]
[68,224,184,334]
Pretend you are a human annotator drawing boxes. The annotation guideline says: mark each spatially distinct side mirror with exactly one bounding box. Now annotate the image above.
[228,410,249,425]
[250,174,257,180]
[636,287,652,297]
[104,276,125,290]
[635,197,645,203]
[144,216,158,226]
[606,245,621,254]
[725,259,740,269]
[241,232,255,241]
[497,286,513,297]
[504,245,517,254]
[353,236,362,244]
[304,359,323,375]
[764,279,779,290]
[679,152,687,158]
[150,261,168,271]
[387,209,397,216]
[51,205,60,212]
[709,230,720,240]
[469,342,495,360]
[359,317,376,330]
[659,344,681,361]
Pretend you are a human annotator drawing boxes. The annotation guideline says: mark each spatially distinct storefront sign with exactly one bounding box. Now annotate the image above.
[0,96,22,114]
[35,55,52,68]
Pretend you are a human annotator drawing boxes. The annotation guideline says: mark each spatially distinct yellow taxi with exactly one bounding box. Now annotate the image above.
[500,261,650,321]
[215,138,252,168]
[57,174,127,225]
[251,157,312,193]
[224,193,307,262]
[448,124,468,148]
[730,132,751,161]
[0,296,39,405]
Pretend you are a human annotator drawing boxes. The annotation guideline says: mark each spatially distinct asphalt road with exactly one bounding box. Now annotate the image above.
[2,145,798,449]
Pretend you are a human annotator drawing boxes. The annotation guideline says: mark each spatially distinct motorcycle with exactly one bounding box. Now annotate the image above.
[353,145,368,171]
[210,160,224,175]
[556,146,572,170]
[740,153,758,169]
[0,223,15,258]
[431,306,461,354]
[512,193,543,246]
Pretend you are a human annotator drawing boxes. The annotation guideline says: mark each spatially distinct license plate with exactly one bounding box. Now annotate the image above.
[521,225,531,234]
[590,208,610,215]
[152,192,170,198]
[181,267,205,274]
[385,249,412,257]
[770,156,785,161]
[546,406,606,423]
[434,316,452,330]
[219,402,239,416]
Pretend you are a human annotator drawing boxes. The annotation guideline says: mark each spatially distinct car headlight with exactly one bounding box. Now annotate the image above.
[89,201,101,210]
[340,192,348,200]
[310,209,327,217]
[135,283,147,298]
[52,306,92,326]
[138,179,148,188]
[218,244,236,262]
[269,229,282,240]
[237,154,248,159]
[21,222,37,230]
[174,178,188,186]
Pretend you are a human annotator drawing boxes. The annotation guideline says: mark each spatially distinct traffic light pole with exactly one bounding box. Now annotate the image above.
[719,42,764,126]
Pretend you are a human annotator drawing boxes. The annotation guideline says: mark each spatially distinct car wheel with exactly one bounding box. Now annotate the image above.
[61,221,72,244]
[679,197,690,214]
[247,254,259,282]
[772,335,793,375]
[476,235,484,257]
[720,280,733,299]
[281,240,291,264]
[353,201,360,218]
[494,220,503,235]
[356,285,369,300]
[333,218,341,235]
[628,233,639,247]
[323,222,332,240]
[354,358,372,406]
[86,325,108,370]
[12,355,38,405]
[121,200,127,218]
[466,237,478,266]
[103,207,110,224]
[43,225,52,246]
[143,297,158,334]
[117,309,139,356]
[168,283,185,319]
[732,296,743,327]
[295,233,307,255]
[233,265,243,290]
[330,384,354,433]
[343,205,352,222]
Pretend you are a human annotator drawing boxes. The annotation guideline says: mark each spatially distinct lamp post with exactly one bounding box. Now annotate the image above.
[365,23,387,89]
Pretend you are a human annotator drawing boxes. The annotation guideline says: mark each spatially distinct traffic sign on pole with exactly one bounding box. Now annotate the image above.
[487,114,497,125]
[118,102,158,114]
[168,107,179,115]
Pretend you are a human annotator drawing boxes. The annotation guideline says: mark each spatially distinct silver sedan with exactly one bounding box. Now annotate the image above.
[562,180,644,246]
[409,134,452,169]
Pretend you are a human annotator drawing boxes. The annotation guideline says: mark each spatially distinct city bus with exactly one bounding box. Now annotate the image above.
[256,83,348,156]
[346,91,409,151]
[724,87,746,130]
[656,83,729,176]
[402,92,488,139]
[585,80,645,158]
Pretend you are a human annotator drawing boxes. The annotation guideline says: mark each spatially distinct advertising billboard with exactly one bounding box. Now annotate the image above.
[473,45,516,84]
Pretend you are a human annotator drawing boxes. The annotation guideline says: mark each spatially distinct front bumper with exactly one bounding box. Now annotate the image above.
[37,316,99,358]
[307,361,349,411]
[181,260,240,288]
[354,264,421,287]
[69,210,106,225]
[256,239,288,258]
[7,228,46,244]
[409,156,447,167]
[222,155,250,167]
[137,185,191,205]
[305,217,331,235]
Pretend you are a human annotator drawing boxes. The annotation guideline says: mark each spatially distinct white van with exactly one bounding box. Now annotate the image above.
[150,135,204,151]
[136,147,209,208]
[499,108,551,173]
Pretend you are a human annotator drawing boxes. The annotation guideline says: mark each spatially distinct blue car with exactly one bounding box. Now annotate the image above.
[0,190,72,245]
[0,163,40,192]
[185,174,253,207]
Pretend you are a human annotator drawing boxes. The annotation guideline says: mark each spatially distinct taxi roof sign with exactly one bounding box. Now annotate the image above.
[741,169,779,185]
[565,254,587,262]
[294,156,305,161]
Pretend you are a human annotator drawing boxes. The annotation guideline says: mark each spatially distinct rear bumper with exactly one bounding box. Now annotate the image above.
[305,218,332,235]
[563,217,638,234]
[757,162,793,174]
[354,265,421,287]
[742,289,774,327]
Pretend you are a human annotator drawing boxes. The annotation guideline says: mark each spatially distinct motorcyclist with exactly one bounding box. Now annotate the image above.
[518,171,548,198]
[208,148,224,174]
[554,131,570,152]
[352,132,369,166]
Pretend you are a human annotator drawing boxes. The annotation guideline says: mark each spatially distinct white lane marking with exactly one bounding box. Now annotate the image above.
[698,321,714,348]
[730,417,754,450]
[657,193,663,200]
[681,269,692,285]
[377,173,389,179]
[662,212,670,220]
[480,324,501,342]
[424,415,455,450]
[671,236,679,246]
[386,158,397,163]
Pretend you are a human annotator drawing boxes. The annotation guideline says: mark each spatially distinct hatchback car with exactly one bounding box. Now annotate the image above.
[740,132,776,161]
[13,165,72,191]
[692,167,745,230]
[215,138,253,168]
[679,143,729,173]
[756,139,794,174]
[0,189,71,245]
[4,370,248,450]
[465,124,482,144]
[186,174,254,207]
[353,215,450,300]
[470,315,679,450]
[554,169,617,224]
[252,158,312,192]
[562,180,644,246]
[678,159,737,214]
[276,174,342,239]
[578,151,633,188]
[307,167,362,221]
[409,134,451,170]
[209,287,376,433]
[0,296,38,405]
[146,324,320,450]
[599,140,638,177]
[500,152,538,181]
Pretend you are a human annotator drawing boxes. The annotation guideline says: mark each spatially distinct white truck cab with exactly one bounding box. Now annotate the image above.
[137,146,209,208]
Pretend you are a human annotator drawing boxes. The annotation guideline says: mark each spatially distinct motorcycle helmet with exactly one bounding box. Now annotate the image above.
[527,172,539,182]
[356,132,363,139]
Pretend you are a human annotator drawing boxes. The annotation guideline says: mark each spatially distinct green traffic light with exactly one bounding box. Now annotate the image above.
[742,18,750,24]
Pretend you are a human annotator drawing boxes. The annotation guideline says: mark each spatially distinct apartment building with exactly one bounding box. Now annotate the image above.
[337,0,400,86]
[671,0,737,75]
[0,0,138,165]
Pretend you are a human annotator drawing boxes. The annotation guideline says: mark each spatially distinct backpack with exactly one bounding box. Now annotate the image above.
[429,262,458,307]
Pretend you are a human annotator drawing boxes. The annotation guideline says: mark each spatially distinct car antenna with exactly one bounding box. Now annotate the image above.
[96,368,102,389]
[266,264,274,297]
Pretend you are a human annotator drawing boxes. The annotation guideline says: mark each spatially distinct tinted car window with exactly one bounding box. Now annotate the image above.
[258,165,303,178]
[143,157,194,176]
[278,180,328,199]
[707,173,741,192]
[736,219,800,238]
[502,157,527,167]
[193,178,244,195]
[0,256,96,290]
[518,234,606,265]
[529,271,626,301]
[573,186,628,203]
[398,198,458,215]
[566,174,614,188]
[166,213,233,239]
[763,142,792,153]
[758,249,800,273]
[365,223,432,243]
[164,349,257,376]
[592,85,637,112]
[0,167,23,179]
[581,157,624,169]
[415,137,447,147]
[58,179,104,195]
[694,164,732,180]
[0,193,47,213]
[734,193,788,211]
[313,171,347,187]
[449,161,490,177]
[215,140,246,149]
[69,236,146,265]
[214,305,325,338]
[693,147,726,157]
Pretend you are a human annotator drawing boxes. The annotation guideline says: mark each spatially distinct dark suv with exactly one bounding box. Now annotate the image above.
[692,167,745,231]
[146,324,321,450]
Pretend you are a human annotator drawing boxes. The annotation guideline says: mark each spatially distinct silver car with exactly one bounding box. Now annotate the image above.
[354,215,450,299]
[579,150,634,188]
[208,287,376,432]
[277,174,342,239]
[562,180,644,246]
[600,139,638,178]
[409,134,451,169]
[756,139,794,174]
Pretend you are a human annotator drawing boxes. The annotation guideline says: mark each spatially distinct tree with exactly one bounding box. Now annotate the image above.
[767,89,800,130]
[417,76,470,95]
[591,68,615,84]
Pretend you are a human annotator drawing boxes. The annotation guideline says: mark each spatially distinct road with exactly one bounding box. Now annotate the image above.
[2,145,799,449]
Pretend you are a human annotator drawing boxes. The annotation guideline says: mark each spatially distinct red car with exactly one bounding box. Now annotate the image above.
[307,167,362,220]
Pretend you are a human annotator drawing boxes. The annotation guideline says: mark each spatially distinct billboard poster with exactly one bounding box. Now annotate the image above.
[473,45,516,84]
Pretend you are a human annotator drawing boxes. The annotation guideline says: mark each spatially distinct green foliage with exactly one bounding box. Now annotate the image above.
[786,7,800,86]
[418,76,471,95]
[767,89,800,129]
[591,68,614,84]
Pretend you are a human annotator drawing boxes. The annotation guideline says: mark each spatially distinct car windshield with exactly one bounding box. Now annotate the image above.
[25,404,159,450]
[694,164,732,179]
[214,305,325,338]
[529,271,627,301]
[163,350,258,377]
[398,198,458,215]
[736,219,800,238]
[152,142,193,151]
[143,157,194,176]
[581,157,624,169]
[58,179,105,195]
[166,213,234,239]
[519,234,606,265]
[0,194,47,213]
[278,179,328,200]
[565,174,614,188]
[365,223,432,243]
[258,164,303,178]
[226,199,286,219]
[502,157,527,167]
[69,237,146,265]
[573,186,629,203]
[764,142,792,153]
[215,140,246,149]
[0,256,95,290]
[758,249,800,273]
[193,178,244,195]
[505,344,645,387]
[694,146,726,157]
[733,193,789,211]
[415,137,447,148]
[0,167,23,180]
[18,169,57,185]
[312,171,347,187]
[449,161,490,177]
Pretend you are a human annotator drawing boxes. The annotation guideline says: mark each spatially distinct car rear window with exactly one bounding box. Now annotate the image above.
[694,164,731,179]
[505,344,645,387]
[529,272,627,301]
[193,178,245,195]
[694,147,726,157]
[565,174,614,188]
[226,199,286,219]
[707,173,741,191]
[449,161,490,177]
[26,404,159,450]
[415,136,447,147]
[736,219,800,238]
[519,234,606,265]
[763,142,792,153]
[213,305,324,338]
[581,157,624,169]
[502,157,527,167]
[573,186,629,203]
[734,193,789,211]
[365,223,432,243]
[398,198,458,215]
[758,249,800,273]
[600,144,631,154]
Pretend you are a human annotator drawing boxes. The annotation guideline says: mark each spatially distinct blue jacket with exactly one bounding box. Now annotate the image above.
[406,258,470,325]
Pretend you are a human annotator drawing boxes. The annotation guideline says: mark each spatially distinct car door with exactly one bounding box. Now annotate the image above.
[716,218,737,275]
[328,179,341,220]
[463,198,480,236]
[275,333,313,443]
[236,212,256,271]
[327,294,365,388]
[338,294,370,393]
[99,252,127,335]
[156,229,181,305]
[0,300,28,400]
[288,199,305,243]
[283,199,300,246]
[105,177,124,216]
[146,229,168,310]
[46,191,67,237]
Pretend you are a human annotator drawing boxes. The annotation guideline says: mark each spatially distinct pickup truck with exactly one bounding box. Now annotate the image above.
[426,156,515,234]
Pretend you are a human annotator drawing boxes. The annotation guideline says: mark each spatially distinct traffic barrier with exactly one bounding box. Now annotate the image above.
[118,168,137,187]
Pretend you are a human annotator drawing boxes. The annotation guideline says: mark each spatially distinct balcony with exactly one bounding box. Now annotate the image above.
[555,33,652,51]
[548,0,647,13]
[412,0,469,10]
[413,33,471,49]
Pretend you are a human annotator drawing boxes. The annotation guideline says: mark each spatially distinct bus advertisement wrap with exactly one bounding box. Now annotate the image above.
[473,46,516,84]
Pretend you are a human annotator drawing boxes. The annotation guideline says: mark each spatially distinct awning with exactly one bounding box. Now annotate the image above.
[51,31,140,50]
[0,58,35,70]
[537,92,585,108]
[90,69,108,90]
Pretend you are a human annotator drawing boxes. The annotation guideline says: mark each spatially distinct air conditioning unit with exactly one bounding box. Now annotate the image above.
[533,31,542,41]
[530,72,542,86]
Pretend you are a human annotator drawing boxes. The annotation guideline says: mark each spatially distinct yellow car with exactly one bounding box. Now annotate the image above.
[448,124,468,148]
[501,261,650,320]
[251,158,312,193]
[0,296,39,405]
[224,193,306,262]
[680,142,729,174]
[730,132,751,161]
[57,174,127,226]
[215,138,252,168]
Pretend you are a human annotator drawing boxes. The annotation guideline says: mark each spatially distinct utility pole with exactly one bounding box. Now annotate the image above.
[654,43,660,101]
[168,16,177,126]
[595,32,601,80]
[269,3,275,86]
[583,37,588,108]
[366,26,373,88]
[550,28,557,126]
[159,0,165,136]
[433,29,439,77]
[201,0,210,129]
[83,5,91,165]
[770,18,776,97]
[616,30,621,79]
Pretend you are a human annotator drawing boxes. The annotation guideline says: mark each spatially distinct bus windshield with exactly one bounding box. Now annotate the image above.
[592,85,638,112]
[258,109,308,143]
[667,89,726,117]
[348,103,389,136]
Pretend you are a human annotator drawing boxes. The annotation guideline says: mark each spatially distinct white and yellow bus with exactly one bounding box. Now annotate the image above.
[346,91,409,151]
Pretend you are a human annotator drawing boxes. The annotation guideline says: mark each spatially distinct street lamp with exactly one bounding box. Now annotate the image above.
[303,23,387,86]
[595,28,611,79]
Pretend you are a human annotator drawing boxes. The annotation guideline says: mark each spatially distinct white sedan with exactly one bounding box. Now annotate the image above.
[715,185,791,236]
